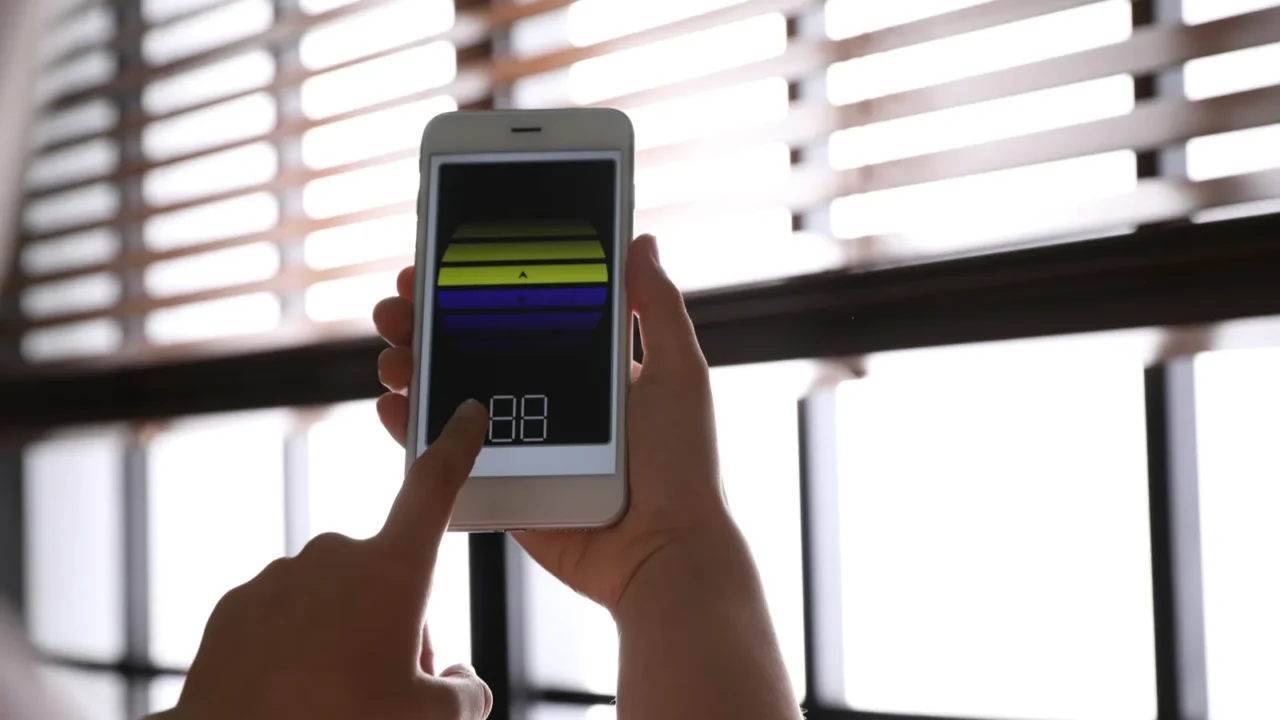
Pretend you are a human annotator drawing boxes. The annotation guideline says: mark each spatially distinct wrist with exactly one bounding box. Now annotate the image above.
[612,517,762,630]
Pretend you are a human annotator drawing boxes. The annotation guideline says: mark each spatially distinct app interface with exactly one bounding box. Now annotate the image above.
[424,155,619,449]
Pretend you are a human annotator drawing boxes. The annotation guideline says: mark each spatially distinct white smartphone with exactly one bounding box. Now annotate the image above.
[405,108,634,531]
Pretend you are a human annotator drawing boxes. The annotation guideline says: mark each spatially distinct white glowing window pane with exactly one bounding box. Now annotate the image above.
[148,675,186,715]
[300,0,454,70]
[1195,348,1280,720]
[21,320,123,363]
[827,1,1132,105]
[636,143,790,210]
[1186,125,1280,182]
[567,0,745,45]
[23,182,119,235]
[143,0,226,23]
[825,0,993,38]
[35,50,117,104]
[143,142,277,207]
[628,78,789,150]
[712,362,814,699]
[145,192,279,251]
[41,667,127,720]
[830,151,1137,246]
[836,336,1156,719]
[23,431,125,662]
[145,292,282,344]
[144,242,280,298]
[20,228,120,277]
[143,0,274,65]
[303,158,417,218]
[829,75,1134,170]
[302,96,456,169]
[509,8,571,59]
[569,14,786,105]
[25,138,118,191]
[1184,42,1280,102]
[1193,197,1280,224]
[307,401,471,669]
[524,554,618,693]
[143,93,277,162]
[649,209,841,292]
[143,50,276,116]
[530,706,616,720]
[305,272,398,323]
[300,42,456,119]
[148,412,287,668]
[1183,0,1280,24]
[32,100,119,148]
[39,4,115,63]
[305,214,416,269]
[20,273,121,320]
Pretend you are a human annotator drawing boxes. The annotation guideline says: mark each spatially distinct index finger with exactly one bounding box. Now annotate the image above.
[377,399,488,588]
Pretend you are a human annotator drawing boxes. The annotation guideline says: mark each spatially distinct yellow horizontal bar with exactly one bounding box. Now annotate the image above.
[452,219,597,239]
[438,263,608,286]
[443,240,604,263]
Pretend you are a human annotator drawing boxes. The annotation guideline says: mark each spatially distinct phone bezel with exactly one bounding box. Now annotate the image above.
[407,108,634,531]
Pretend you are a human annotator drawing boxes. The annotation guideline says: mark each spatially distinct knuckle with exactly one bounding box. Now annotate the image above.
[300,531,354,558]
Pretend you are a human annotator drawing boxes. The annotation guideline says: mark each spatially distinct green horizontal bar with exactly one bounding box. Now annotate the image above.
[438,263,608,286]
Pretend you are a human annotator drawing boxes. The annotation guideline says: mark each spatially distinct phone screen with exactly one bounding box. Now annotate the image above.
[417,151,622,477]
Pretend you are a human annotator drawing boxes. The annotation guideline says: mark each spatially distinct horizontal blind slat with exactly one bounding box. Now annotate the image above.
[844,4,1280,127]
[852,83,1280,195]
[39,0,581,111]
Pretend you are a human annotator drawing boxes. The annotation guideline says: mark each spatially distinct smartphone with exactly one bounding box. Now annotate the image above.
[406,108,634,531]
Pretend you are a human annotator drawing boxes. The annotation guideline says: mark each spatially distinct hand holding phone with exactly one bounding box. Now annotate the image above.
[375,234,737,609]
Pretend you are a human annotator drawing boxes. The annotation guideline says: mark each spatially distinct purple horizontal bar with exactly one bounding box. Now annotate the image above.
[442,311,604,333]
[437,287,607,310]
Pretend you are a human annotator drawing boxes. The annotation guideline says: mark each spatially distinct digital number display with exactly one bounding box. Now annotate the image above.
[423,158,617,447]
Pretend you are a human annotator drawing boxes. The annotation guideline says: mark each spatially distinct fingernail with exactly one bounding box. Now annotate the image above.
[644,234,660,263]
[453,399,485,420]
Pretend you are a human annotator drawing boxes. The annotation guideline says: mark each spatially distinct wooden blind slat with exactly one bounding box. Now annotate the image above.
[854,83,1280,195]
[39,0,579,112]
[846,4,1280,128]
[28,3,1280,203]
[851,0,1102,58]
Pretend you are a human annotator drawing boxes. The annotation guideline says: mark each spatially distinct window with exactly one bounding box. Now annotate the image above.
[6,1,1280,720]
[1194,348,1280,720]
[834,333,1158,719]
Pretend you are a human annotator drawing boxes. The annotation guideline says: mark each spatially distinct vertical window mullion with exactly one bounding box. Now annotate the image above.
[797,383,846,714]
[122,424,151,717]
[1145,359,1210,720]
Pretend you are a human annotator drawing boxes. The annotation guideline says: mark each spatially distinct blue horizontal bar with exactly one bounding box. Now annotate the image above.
[437,287,607,310]
[442,311,604,333]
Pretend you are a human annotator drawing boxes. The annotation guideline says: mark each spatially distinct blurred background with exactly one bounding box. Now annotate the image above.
[0,0,1279,719]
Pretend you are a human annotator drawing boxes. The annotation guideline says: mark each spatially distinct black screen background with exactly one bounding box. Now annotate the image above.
[424,158,617,446]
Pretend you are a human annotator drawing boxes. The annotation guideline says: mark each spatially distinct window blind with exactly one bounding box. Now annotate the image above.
[8,0,1280,367]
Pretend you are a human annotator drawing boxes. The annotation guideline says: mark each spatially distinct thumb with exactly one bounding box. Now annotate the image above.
[626,234,704,373]
[428,664,493,719]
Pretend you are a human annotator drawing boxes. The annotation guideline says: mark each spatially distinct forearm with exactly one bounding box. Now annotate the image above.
[614,526,801,720]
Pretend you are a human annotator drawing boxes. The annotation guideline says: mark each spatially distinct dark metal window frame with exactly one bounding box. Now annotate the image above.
[3,210,1276,719]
